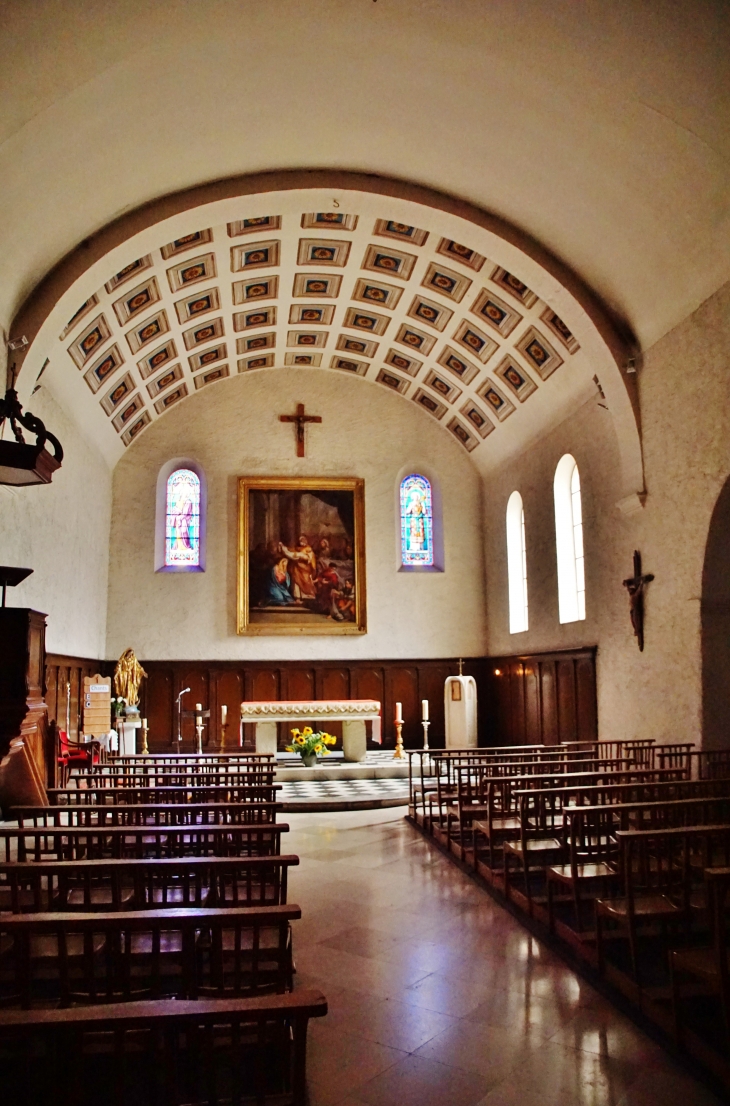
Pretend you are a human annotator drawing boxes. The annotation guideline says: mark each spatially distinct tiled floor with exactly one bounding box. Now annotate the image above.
[289,807,724,1106]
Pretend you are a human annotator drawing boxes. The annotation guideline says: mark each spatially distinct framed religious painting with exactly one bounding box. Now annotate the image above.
[237,476,366,635]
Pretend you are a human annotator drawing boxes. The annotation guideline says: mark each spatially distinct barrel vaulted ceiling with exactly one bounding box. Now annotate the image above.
[2,0,728,492]
[12,184,641,486]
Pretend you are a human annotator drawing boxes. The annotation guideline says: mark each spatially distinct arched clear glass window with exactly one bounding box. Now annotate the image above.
[400,474,434,567]
[506,491,528,633]
[165,468,201,567]
[554,453,586,623]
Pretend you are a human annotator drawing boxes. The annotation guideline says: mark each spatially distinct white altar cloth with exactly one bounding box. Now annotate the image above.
[239,700,381,761]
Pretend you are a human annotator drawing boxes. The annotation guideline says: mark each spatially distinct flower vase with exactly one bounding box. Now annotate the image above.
[301,753,317,768]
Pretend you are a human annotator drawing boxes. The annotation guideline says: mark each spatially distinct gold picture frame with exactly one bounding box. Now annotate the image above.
[237,476,366,635]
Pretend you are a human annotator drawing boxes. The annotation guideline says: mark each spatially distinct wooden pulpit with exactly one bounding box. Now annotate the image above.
[0,607,50,806]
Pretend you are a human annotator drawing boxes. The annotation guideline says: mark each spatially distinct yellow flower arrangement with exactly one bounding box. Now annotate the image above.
[286,726,337,759]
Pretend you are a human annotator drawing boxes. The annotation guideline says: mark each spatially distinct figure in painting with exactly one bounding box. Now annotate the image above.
[264,556,298,606]
[280,534,318,600]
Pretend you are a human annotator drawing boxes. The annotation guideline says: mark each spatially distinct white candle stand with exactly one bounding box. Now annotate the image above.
[421,719,430,752]
[181,707,210,755]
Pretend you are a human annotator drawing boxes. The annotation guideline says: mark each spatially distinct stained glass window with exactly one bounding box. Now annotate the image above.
[400,474,434,566]
[165,468,201,567]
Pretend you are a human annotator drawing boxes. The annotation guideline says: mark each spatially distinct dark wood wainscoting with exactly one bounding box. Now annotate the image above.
[483,647,597,747]
[45,654,111,741]
[138,659,485,753]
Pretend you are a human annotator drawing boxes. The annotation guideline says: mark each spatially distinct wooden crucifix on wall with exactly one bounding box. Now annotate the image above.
[279,403,322,457]
[623,550,654,652]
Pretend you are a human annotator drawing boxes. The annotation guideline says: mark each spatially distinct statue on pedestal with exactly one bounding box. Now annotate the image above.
[113,648,147,709]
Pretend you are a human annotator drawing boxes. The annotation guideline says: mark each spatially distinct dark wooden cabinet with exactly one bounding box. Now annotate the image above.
[0,608,50,786]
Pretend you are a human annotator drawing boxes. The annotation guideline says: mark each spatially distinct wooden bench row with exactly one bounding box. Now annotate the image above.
[48,784,281,806]
[0,903,300,1007]
[0,855,299,913]
[0,824,288,863]
[0,989,326,1106]
[12,801,281,828]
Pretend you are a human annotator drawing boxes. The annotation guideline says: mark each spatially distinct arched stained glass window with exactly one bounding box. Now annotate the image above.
[400,474,434,566]
[165,468,201,567]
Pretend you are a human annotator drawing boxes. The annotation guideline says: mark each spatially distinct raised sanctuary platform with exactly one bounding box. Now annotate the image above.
[275,750,409,811]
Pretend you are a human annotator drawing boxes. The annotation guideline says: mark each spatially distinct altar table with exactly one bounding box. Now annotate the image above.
[239,700,381,761]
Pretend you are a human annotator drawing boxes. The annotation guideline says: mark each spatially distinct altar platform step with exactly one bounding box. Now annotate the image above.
[274,749,408,783]
[277,776,409,812]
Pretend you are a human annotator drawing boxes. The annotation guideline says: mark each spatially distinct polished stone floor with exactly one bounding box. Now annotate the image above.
[288,807,723,1106]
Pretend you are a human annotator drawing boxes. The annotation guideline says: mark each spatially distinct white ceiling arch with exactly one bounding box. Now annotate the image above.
[10,172,643,494]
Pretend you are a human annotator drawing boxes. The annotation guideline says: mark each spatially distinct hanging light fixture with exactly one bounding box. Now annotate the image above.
[0,376,63,486]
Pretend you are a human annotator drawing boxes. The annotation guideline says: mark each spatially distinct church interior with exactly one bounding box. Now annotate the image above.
[1,2,729,1103]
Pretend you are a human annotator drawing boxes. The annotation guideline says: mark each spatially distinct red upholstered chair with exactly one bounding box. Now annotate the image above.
[57,729,100,786]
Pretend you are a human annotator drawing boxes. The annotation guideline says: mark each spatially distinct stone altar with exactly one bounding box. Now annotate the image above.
[239,700,381,762]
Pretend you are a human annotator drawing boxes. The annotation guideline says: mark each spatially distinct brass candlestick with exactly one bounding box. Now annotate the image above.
[140,721,150,756]
[393,720,405,759]
[220,722,228,752]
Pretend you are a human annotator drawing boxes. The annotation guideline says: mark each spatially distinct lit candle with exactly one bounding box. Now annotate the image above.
[422,699,429,721]
[221,704,227,721]
[395,701,403,723]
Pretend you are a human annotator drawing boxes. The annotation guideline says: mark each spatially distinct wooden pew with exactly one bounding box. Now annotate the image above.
[0,855,299,912]
[0,903,300,1006]
[670,866,730,1050]
[437,765,690,856]
[595,824,730,984]
[48,784,280,805]
[12,802,282,828]
[68,770,277,789]
[0,990,327,1106]
[0,823,289,863]
[547,796,730,931]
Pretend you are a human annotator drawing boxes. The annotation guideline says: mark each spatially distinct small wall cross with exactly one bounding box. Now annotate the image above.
[279,403,322,457]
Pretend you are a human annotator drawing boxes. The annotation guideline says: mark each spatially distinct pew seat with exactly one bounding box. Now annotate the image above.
[0,990,327,1106]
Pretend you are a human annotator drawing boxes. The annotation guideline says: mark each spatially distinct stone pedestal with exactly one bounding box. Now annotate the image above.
[254,721,278,755]
[342,719,367,762]
[118,718,141,756]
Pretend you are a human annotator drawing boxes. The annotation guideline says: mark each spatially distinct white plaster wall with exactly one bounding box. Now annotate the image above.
[106,367,486,661]
[484,280,730,746]
[0,388,111,656]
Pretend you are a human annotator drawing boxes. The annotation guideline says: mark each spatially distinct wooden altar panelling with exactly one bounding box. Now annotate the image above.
[576,655,598,742]
[45,654,107,741]
[179,669,209,745]
[386,667,420,747]
[557,658,578,743]
[484,648,597,747]
[510,661,526,745]
[524,660,540,744]
[417,664,450,749]
[143,669,173,750]
[540,662,558,745]
[248,668,279,702]
[284,668,315,703]
[215,670,243,749]
[353,668,385,746]
[315,669,350,746]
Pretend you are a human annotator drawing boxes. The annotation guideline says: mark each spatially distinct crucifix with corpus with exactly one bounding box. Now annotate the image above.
[622,549,654,652]
[279,403,322,457]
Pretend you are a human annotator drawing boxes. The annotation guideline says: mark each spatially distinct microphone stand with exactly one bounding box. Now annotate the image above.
[175,688,190,751]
